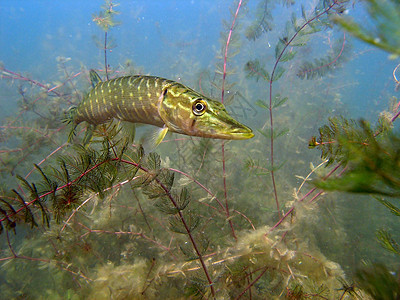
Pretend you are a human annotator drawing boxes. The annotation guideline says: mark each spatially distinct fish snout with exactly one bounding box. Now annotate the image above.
[228,124,254,140]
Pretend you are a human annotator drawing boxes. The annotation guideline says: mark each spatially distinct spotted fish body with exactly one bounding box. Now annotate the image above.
[74,75,171,128]
[70,70,254,142]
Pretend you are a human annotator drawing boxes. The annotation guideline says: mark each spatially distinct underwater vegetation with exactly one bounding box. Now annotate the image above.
[0,0,399,298]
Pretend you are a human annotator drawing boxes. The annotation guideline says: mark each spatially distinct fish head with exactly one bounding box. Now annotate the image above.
[159,83,254,140]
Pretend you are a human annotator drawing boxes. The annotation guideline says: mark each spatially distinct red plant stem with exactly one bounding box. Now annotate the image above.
[1,68,80,106]
[1,68,61,96]
[168,167,225,211]
[308,190,324,203]
[1,253,91,282]
[268,164,341,234]
[220,0,243,241]
[298,32,346,77]
[3,230,91,281]
[0,160,114,224]
[0,125,63,149]
[0,126,64,174]
[391,109,400,123]
[25,143,67,179]
[234,267,268,300]
[221,0,242,104]
[79,225,176,259]
[6,230,17,257]
[1,68,80,129]
[121,159,215,297]
[104,31,109,80]
[60,178,136,233]
[266,0,340,218]
[269,76,400,233]
[0,157,216,297]
[247,63,267,81]
[221,143,237,240]
[233,209,256,230]
[0,148,23,154]
[0,125,51,135]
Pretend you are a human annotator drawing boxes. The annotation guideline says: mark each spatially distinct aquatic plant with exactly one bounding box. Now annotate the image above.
[1,0,396,298]
[296,34,350,80]
[309,112,400,297]
[92,0,120,79]
[333,0,400,56]
[308,1,400,297]
[244,0,350,215]
[245,0,274,41]
[218,0,246,242]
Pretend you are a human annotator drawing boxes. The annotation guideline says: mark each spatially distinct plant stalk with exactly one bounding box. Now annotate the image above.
[266,0,340,217]
[220,0,243,241]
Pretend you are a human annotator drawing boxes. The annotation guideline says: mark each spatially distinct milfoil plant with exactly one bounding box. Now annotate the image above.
[1,0,392,298]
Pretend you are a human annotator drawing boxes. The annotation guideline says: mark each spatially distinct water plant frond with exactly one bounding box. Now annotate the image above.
[309,116,364,166]
[16,175,50,227]
[169,211,200,235]
[0,140,127,231]
[297,35,350,79]
[245,0,274,41]
[311,115,400,198]
[376,229,400,256]
[12,189,38,229]
[333,0,400,56]
[92,0,121,32]
[355,263,400,299]
[244,59,270,82]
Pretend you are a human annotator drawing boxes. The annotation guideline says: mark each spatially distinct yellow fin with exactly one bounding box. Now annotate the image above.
[153,126,169,147]
[141,126,169,150]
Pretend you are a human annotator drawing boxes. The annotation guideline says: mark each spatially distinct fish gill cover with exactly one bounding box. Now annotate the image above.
[0,0,399,298]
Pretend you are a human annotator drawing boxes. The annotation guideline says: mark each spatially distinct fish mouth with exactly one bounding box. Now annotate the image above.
[218,126,254,140]
[227,130,254,140]
[196,127,254,140]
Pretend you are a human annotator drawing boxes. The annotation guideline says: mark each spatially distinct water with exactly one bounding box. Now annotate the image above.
[0,0,399,299]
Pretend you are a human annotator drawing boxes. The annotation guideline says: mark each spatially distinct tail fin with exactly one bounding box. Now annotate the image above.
[63,106,78,142]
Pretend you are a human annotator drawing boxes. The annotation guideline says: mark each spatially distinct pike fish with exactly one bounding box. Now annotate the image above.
[67,70,254,145]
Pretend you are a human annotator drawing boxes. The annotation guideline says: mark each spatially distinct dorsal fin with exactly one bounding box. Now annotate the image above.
[89,69,102,88]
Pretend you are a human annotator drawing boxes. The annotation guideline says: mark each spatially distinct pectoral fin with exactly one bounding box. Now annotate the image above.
[141,126,169,150]
[153,126,169,147]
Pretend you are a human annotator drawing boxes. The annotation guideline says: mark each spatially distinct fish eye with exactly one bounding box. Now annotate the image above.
[192,99,207,116]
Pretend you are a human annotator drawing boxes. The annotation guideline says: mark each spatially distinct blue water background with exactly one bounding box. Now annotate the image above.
[0,1,396,122]
[1,1,224,79]
[0,1,397,216]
